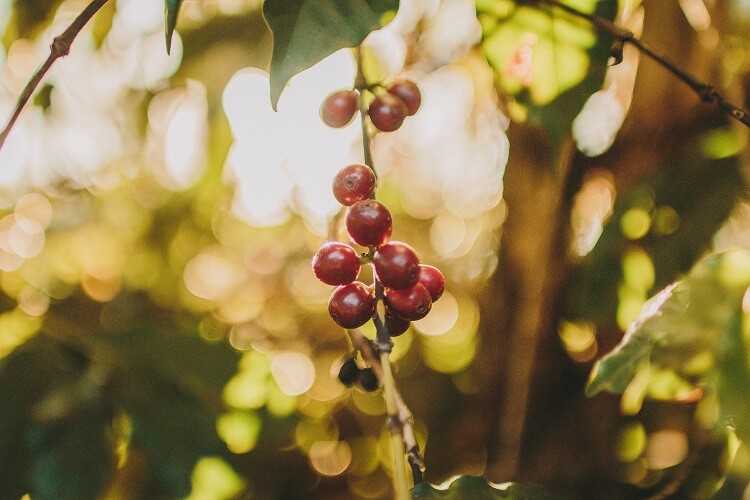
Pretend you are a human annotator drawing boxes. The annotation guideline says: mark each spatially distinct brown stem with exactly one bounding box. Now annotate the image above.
[0,0,110,150]
[530,0,750,127]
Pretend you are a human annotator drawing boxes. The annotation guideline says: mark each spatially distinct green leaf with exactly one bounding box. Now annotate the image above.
[165,0,183,54]
[263,0,399,109]
[411,476,561,499]
[586,249,750,445]
[0,335,114,499]
[478,0,617,152]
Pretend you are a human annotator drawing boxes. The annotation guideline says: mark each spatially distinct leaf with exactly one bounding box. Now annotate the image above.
[263,0,399,109]
[478,0,617,152]
[586,249,750,445]
[165,0,183,54]
[0,335,114,499]
[411,476,561,499]
[106,326,241,496]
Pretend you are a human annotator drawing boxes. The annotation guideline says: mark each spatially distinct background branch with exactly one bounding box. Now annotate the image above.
[533,0,750,127]
[0,0,110,150]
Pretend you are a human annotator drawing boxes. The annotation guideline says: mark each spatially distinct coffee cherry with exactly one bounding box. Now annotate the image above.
[328,282,375,328]
[321,89,359,128]
[332,163,376,206]
[312,242,361,286]
[368,93,408,132]
[338,358,360,386]
[385,283,432,321]
[357,367,380,392]
[417,265,445,302]
[387,79,421,116]
[346,200,392,247]
[385,309,410,337]
[373,241,420,290]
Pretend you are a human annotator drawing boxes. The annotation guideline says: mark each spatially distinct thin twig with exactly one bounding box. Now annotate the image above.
[347,328,425,483]
[531,0,750,127]
[0,0,110,150]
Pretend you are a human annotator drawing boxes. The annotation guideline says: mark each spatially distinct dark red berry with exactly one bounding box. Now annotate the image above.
[373,241,420,290]
[338,358,360,386]
[387,79,421,116]
[368,93,408,132]
[417,265,445,302]
[332,163,376,206]
[312,242,361,285]
[385,309,410,337]
[346,200,392,247]
[328,282,375,328]
[385,283,432,321]
[357,367,380,392]
[321,89,359,128]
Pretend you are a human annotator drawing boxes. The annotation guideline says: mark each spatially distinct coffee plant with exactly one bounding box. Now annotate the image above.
[0,0,749,498]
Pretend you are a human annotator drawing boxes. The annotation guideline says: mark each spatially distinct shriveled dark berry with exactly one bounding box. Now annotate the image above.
[357,367,380,392]
[338,358,360,386]
[332,163,376,206]
[385,309,410,337]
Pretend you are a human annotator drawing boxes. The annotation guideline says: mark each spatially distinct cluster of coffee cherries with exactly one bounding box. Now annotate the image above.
[312,163,445,337]
[320,78,421,132]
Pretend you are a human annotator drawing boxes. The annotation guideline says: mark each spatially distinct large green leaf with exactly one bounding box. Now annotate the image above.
[165,0,183,54]
[263,0,399,109]
[477,0,617,150]
[0,335,114,499]
[411,475,561,499]
[586,249,750,444]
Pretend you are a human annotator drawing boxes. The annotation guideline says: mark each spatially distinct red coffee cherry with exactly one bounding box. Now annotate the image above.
[321,89,359,128]
[417,265,445,302]
[312,242,361,286]
[332,163,376,206]
[384,309,410,337]
[346,200,392,247]
[387,79,421,116]
[385,283,432,321]
[328,282,375,329]
[373,241,420,290]
[368,93,408,132]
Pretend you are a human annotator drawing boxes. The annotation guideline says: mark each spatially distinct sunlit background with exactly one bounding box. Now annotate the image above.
[1,0,750,498]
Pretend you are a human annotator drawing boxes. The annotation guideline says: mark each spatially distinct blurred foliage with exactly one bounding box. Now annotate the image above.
[263,0,399,108]
[411,475,561,499]
[477,0,617,152]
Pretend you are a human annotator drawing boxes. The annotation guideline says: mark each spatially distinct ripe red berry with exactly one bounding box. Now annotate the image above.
[368,93,408,132]
[312,242,361,286]
[328,282,375,329]
[385,309,410,337]
[387,79,421,116]
[385,283,432,321]
[346,200,392,247]
[417,265,445,301]
[373,241,420,290]
[332,163,376,206]
[320,89,359,128]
